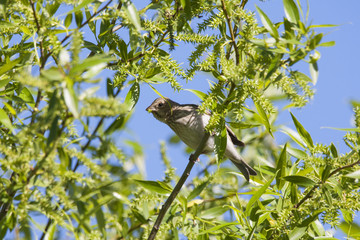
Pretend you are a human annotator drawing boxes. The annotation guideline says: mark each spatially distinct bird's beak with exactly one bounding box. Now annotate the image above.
[146,106,154,113]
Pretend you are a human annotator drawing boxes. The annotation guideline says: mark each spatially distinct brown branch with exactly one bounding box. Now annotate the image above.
[240,0,249,9]
[221,0,239,65]
[147,133,210,240]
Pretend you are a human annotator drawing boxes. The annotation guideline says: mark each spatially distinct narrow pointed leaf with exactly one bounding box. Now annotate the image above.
[283,175,316,187]
[290,112,314,148]
[283,0,300,24]
[256,6,279,39]
[255,101,273,137]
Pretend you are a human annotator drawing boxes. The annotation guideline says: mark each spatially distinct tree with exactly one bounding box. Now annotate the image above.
[0,0,359,239]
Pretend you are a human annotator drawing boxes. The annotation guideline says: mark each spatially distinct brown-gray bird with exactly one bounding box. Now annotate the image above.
[146,97,257,181]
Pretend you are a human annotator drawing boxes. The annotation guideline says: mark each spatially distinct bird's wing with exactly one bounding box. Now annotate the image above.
[226,125,245,147]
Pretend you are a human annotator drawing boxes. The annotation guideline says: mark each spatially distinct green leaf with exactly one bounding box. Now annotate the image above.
[199,222,238,235]
[47,116,60,147]
[187,180,210,201]
[283,175,316,187]
[245,174,275,216]
[67,0,96,14]
[184,89,207,101]
[0,58,20,76]
[64,13,73,28]
[200,206,229,219]
[63,79,79,118]
[0,108,13,131]
[309,61,319,85]
[290,112,314,148]
[330,143,338,158]
[283,0,300,24]
[276,143,287,189]
[345,170,360,179]
[133,179,172,194]
[322,127,360,133]
[318,41,336,47]
[292,71,312,83]
[339,221,360,237]
[256,6,279,39]
[229,122,261,129]
[285,145,307,159]
[123,0,141,32]
[19,87,35,107]
[214,122,227,161]
[69,55,116,76]
[255,101,273,137]
[288,227,306,240]
[124,82,140,110]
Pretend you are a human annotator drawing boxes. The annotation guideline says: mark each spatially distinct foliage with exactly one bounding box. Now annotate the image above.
[0,0,358,239]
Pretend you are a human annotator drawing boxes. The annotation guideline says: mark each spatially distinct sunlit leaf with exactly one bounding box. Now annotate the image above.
[256,6,279,39]
[283,0,300,24]
[133,179,172,194]
[0,108,13,131]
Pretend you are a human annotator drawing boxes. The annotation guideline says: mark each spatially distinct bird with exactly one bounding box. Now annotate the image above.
[146,97,257,181]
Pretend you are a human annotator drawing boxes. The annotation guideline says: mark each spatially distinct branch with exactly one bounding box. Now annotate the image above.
[240,0,248,9]
[294,159,360,209]
[221,0,239,65]
[147,133,210,240]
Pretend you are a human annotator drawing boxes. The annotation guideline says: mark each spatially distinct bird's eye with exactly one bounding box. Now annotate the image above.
[158,103,164,107]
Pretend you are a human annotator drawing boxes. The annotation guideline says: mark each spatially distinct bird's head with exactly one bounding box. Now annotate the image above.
[146,97,179,122]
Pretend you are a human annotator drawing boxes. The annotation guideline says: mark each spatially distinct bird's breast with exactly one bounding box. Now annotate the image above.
[167,111,214,152]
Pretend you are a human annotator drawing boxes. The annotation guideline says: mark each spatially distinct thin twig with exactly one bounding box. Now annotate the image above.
[294,159,360,209]
[221,0,240,65]
[148,133,210,240]
[240,0,248,9]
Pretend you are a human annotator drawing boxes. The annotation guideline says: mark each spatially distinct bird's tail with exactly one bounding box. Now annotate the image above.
[230,159,257,182]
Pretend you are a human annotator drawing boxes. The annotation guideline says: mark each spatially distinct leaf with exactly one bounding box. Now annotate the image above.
[339,221,360,237]
[322,127,360,133]
[64,13,73,28]
[280,126,306,149]
[292,71,312,83]
[309,61,319,85]
[124,82,140,110]
[276,143,287,189]
[245,174,275,216]
[290,112,314,148]
[19,87,35,107]
[318,41,336,47]
[123,0,141,32]
[255,101,273,137]
[133,179,172,194]
[47,116,60,147]
[0,108,13,131]
[214,123,227,162]
[199,222,238,235]
[285,145,307,159]
[184,89,207,101]
[283,175,316,187]
[229,122,261,129]
[69,55,116,76]
[283,0,300,24]
[67,0,96,14]
[0,58,20,76]
[187,180,210,201]
[256,6,279,39]
[345,170,360,179]
[63,80,79,118]
[200,206,229,219]
[288,227,306,240]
